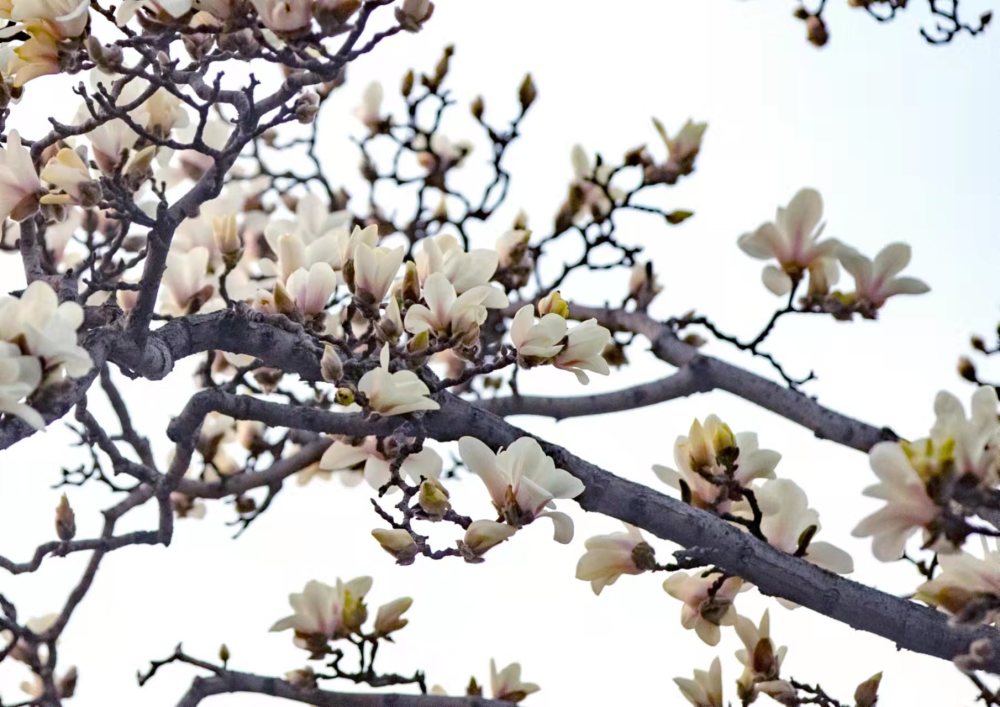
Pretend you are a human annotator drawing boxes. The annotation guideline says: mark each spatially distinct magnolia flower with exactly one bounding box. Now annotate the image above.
[0,131,42,222]
[356,81,384,131]
[0,614,58,663]
[353,242,404,305]
[285,263,337,317]
[0,281,92,377]
[496,228,531,269]
[652,117,708,176]
[371,528,419,564]
[416,133,468,172]
[510,304,566,363]
[251,0,311,32]
[0,341,43,429]
[734,611,793,703]
[756,479,853,576]
[373,597,412,636]
[852,441,941,562]
[39,148,96,205]
[663,571,743,646]
[265,193,351,248]
[930,386,1000,484]
[115,0,193,22]
[462,519,517,557]
[415,234,498,293]
[270,577,372,654]
[358,345,439,416]
[915,551,1000,621]
[568,145,621,221]
[161,246,214,315]
[459,435,584,543]
[838,242,929,313]
[674,657,723,707]
[554,319,611,383]
[575,523,652,595]
[653,416,779,512]
[77,102,142,174]
[403,272,508,342]
[628,261,663,308]
[490,659,539,703]
[312,436,442,489]
[737,188,841,296]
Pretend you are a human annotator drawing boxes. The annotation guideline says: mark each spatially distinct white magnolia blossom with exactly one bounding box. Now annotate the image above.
[915,551,1000,619]
[510,304,566,361]
[415,234,498,293]
[490,659,540,703]
[38,147,94,205]
[0,341,43,429]
[462,519,517,557]
[0,281,92,379]
[358,345,439,415]
[653,117,708,171]
[496,228,531,269]
[575,523,650,595]
[0,130,42,222]
[734,610,793,703]
[662,571,743,646]
[553,319,611,383]
[458,435,584,544]
[285,263,337,316]
[653,416,779,512]
[115,0,194,23]
[755,478,854,577]
[251,0,312,32]
[270,577,372,650]
[356,81,384,131]
[852,441,942,562]
[310,436,442,490]
[403,272,508,341]
[930,386,1000,484]
[264,193,351,249]
[569,144,622,220]
[161,246,215,315]
[838,242,929,311]
[6,0,90,37]
[674,657,723,707]
[737,187,841,296]
[79,108,141,174]
[353,242,404,305]
[373,596,412,636]
[415,133,469,172]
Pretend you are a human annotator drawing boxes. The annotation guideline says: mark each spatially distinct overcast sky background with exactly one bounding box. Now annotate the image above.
[2,1,1000,704]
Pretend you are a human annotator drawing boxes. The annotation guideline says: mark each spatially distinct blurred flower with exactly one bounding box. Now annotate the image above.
[837,242,929,314]
[0,130,42,222]
[915,551,1000,622]
[490,659,539,703]
[674,657,723,707]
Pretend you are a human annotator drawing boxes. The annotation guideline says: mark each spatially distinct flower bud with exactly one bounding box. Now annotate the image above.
[321,344,344,383]
[518,73,537,111]
[461,520,516,559]
[537,290,569,318]
[854,672,881,707]
[373,597,412,636]
[395,0,434,31]
[371,528,419,565]
[294,91,321,124]
[213,215,242,266]
[418,478,450,519]
[55,494,76,541]
[219,644,231,664]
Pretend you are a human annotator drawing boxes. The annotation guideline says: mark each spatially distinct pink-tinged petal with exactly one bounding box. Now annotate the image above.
[778,187,823,249]
[873,242,911,280]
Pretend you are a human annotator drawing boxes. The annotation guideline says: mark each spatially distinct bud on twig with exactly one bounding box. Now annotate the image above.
[55,494,76,542]
[321,344,344,383]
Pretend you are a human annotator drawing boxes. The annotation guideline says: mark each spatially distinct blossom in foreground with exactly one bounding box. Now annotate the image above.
[0,131,42,222]
[311,436,442,489]
[929,386,1000,484]
[251,0,312,32]
[270,577,372,655]
[403,272,508,343]
[653,416,779,512]
[0,280,92,378]
[756,478,854,576]
[737,187,841,296]
[554,319,611,384]
[353,242,405,305]
[490,659,539,703]
[285,263,337,317]
[734,610,793,704]
[915,551,1000,622]
[575,523,653,595]
[415,234,498,293]
[662,571,743,646]
[674,657,723,707]
[371,528,419,564]
[852,441,941,562]
[510,304,566,363]
[458,435,584,543]
[837,242,929,314]
[0,341,44,429]
[357,345,440,416]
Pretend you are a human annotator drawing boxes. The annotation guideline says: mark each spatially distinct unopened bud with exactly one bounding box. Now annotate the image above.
[55,494,76,541]
[373,597,412,636]
[371,528,419,564]
[294,91,321,124]
[401,69,415,98]
[213,215,242,265]
[518,73,537,111]
[407,329,429,354]
[219,644,230,664]
[958,356,978,382]
[537,291,569,318]
[471,95,485,120]
[805,15,829,46]
[461,520,515,559]
[401,261,421,303]
[418,478,451,519]
[321,344,344,383]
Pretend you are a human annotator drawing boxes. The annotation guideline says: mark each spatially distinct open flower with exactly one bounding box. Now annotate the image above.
[755,478,853,577]
[575,523,653,595]
[490,659,539,703]
[674,657,723,707]
[285,263,337,317]
[651,117,708,179]
[251,0,312,32]
[734,610,793,703]
[0,341,43,429]
[653,416,779,512]
[510,304,566,363]
[39,147,98,206]
[353,242,404,305]
[0,130,42,222]
[0,281,92,378]
[459,435,584,543]
[852,441,941,562]
[270,577,372,655]
[915,551,1000,622]
[663,571,743,646]
[737,188,841,296]
[358,345,439,416]
[837,242,929,315]
[403,272,508,342]
[161,246,214,315]
[415,234,498,293]
[312,435,442,489]
[930,386,1000,484]
[554,319,611,383]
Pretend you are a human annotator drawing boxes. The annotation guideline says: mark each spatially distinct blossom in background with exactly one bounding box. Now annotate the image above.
[575,523,652,595]
[0,281,92,378]
[510,304,566,363]
[358,345,439,416]
[662,571,743,646]
[490,659,539,703]
[674,657,723,707]
[459,435,584,544]
[310,436,442,489]
[567,145,622,221]
[734,610,794,704]
[251,0,312,32]
[355,81,384,131]
[115,0,194,23]
[0,341,44,429]
[756,478,854,577]
[270,577,372,654]
[653,416,779,512]
[161,246,215,315]
[652,117,708,175]
[553,319,611,383]
[0,131,42,222]
[852,441,941,562]
[915,551,1000,621]
[353,242,404,305]
[496,228,531,270]
[737,187,841,296]
[415,234,498,293]
[403,272,508,342]
[837,242,929,313]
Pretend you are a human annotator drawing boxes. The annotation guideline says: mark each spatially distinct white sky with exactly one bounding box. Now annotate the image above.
[2,1,1000,705]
